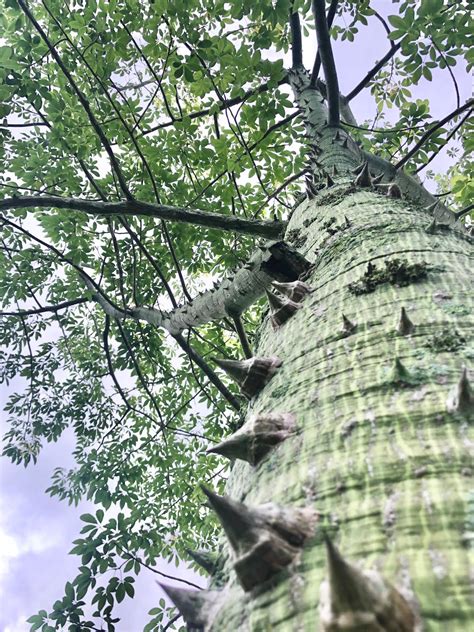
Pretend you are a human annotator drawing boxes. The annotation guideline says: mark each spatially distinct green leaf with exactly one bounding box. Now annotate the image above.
[387,15,406,29]
[80,513,96,524]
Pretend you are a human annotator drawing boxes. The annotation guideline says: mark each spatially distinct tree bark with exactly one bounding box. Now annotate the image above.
[203,180,473,630]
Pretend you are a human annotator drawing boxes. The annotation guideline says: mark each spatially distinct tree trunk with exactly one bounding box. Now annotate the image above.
[202,176,473,630]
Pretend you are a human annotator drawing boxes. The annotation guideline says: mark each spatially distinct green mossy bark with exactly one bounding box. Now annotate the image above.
[207,184,473,631]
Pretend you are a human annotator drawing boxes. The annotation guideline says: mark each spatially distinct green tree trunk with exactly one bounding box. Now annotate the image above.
[204,182,473,630]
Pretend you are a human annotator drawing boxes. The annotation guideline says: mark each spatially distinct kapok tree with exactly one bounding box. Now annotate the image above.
[0,0,472,630]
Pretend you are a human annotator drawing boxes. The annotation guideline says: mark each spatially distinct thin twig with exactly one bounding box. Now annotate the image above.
[395,99,473,170]
[415,109,471,174]
[346,42,401,102]
[0,297,87,317]
[174,334,241,411]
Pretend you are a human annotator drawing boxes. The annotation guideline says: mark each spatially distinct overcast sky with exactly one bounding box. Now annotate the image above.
[0,2,470,631]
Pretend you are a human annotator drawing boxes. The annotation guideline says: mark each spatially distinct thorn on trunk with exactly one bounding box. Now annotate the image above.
[353,161,372,187]
[213,356,282,399]
[185,548,219,575]
[372,172,384,185]
[200,485,318,591]
[271,280,313,302]
[389,357,416,386]
[266,289,302,328]
[397,307,415,336]
[206,412,297,465]
[387,182,402,198]
[158,583,219,628]
[341,314,357,336]
[326,172,335,188]
[426,201,438,214]
[319,537,417,631]
[425,218,450,234]
[446,367,473,414]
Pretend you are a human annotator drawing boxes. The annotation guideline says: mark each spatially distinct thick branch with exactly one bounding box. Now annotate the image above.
[0,195,285,238]
[82,241,310,338]
[312,0,340,126]
[310,0,339,87]
[395,99,473,170]
[290,13,303,67]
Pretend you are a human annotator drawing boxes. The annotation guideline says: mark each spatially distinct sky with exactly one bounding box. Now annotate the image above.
[0,2,471,631]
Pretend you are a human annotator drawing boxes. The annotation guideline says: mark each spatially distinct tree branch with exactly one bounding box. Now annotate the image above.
[414,108,472,175]
[312,0,340,126]
[345,42,401,102]
[394,99,473,170]
[17,0,132,199]
[141,79,288,136]
[232,316,253,359]
[0,195,285,238]
[454,203,474,221]
[290,12,303,67]
[310,0,339,87]
[0,298,87,317]
[173,333,241,411]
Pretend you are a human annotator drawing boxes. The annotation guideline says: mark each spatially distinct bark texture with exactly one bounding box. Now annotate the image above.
[202,180,473,630]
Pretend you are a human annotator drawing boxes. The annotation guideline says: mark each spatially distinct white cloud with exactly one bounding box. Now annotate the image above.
[4,613,31,632]
[0,521,60,582]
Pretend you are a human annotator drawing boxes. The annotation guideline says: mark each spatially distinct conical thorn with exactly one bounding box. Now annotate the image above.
[341,314,357,336]
[319,537,417,631]
[446,367,474,414]
[206,412,297,465]
[353,161,372,187]
[389,357,416,386]
[397,307,415,336]
[185,548,218,575]
[387,182,402,198]
[159,583,218,628]
[426,201,438,214]
[213,356,282,398]
[266,289,302,328]
[200,486,317,591]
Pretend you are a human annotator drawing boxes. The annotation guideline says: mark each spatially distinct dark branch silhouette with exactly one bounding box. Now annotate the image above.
[312,0,340,126]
